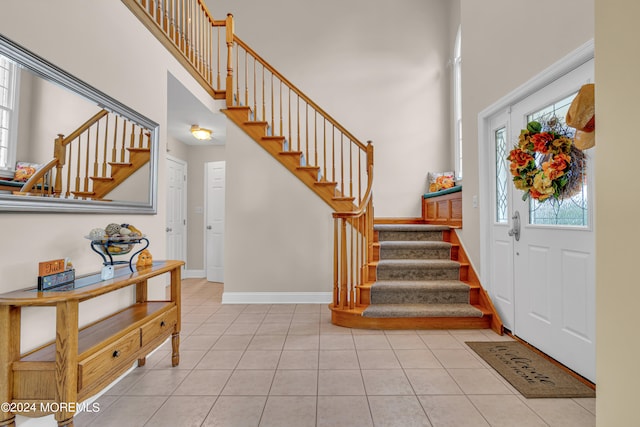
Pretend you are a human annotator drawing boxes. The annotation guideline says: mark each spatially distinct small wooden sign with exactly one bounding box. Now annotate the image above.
[38,259,66,276]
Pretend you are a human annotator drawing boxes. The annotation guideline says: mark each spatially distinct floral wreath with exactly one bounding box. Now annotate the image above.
[507,119,585,202]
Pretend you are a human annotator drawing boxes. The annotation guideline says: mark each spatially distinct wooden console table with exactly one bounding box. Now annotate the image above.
[0,260,184,427]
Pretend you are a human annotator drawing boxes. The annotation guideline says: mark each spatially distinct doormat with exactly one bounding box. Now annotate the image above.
[465,341,595,398]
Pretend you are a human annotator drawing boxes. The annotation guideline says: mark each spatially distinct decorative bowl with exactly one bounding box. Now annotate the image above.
[85,235,145,256]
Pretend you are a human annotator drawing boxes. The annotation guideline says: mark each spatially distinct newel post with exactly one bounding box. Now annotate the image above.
[225,13,235,107]
[366,140,374,264]
[366,140,374,178]
[333,218,339,307]
[53,134,66,196]
[340,218,348,309]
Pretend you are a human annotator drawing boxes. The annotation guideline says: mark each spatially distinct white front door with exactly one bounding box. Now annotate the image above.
[486,59,595,382]
[166,156,187,268]
[206,161,225,282]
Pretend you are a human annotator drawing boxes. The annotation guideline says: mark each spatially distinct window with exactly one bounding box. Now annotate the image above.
[494,126,508,223]
[452,26,462,180]
[0,54,19,172]
[526,94,589,227]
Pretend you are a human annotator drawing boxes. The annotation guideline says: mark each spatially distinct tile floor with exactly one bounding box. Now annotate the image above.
[75,279,596,427]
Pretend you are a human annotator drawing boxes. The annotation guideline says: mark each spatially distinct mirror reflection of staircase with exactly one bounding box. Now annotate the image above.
[15,109,151,200]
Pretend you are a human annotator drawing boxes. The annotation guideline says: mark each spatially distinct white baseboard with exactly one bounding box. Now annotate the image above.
[183,269,205,278]
[222,292,332,304]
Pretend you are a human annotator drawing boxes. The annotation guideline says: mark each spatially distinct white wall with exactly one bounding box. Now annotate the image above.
[209,0,452,218]
[16,72,99,163]
[595,1,640,425]
[458,0,594,267]
[186,144,226,271]
[224,122,334,299]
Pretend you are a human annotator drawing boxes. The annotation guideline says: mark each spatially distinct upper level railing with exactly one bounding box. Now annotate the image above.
[122,0,230,99]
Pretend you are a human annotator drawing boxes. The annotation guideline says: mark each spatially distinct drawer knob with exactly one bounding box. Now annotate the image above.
[160,320,166,327]
[112,350,120,358]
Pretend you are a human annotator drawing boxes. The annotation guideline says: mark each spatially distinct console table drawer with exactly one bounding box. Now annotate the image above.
[141,306,177,347]
[78,329,140,391]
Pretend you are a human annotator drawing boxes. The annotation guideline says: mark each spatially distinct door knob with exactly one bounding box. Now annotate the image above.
[166,227,172,232]
[508,211,521,241]
[207,225,212,230]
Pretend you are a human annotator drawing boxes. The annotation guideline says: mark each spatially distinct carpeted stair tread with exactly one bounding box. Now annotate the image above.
[362,303,483,318]
[377,259,459,268]
[376,225,447,242]
[380,241,451,248]
[363,223,486,324]
[380,241,452,260]
[374,224,450,232]
[370,280,471,304]
[372,280,470,292]
[376,259,460,281]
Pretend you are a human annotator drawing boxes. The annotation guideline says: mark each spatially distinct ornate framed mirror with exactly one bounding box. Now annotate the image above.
[0,33,158,213]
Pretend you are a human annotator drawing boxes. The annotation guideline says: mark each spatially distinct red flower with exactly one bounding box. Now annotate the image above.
[551,153,571,171]
[529,188,544,200]
[530,132,554,153]
[508,148,533,168]
[542,153,571,181]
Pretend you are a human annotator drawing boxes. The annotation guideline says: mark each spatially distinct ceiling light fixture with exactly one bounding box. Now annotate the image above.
[190,124,212,141]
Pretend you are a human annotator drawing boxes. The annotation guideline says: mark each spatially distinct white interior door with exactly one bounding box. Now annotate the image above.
[166,156,187,268]
[206,161,225,282]
[487,59,595,382]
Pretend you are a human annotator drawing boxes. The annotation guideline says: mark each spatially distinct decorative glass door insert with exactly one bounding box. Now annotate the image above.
[495,126,509,224]
[526,94,589,227]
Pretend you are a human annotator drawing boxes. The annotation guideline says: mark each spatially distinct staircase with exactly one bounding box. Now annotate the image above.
[331,223,502,333]
[122,0,502,334]
[366,224,486,320]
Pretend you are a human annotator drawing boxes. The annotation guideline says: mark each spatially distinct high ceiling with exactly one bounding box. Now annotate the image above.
[167,74,226,146]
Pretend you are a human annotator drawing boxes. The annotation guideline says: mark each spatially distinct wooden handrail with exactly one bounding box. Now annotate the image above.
[17,158,58,195]
[233,36,367,152]
[60,110,109,146]
[333,142,374,218]
[231,35,371,207]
